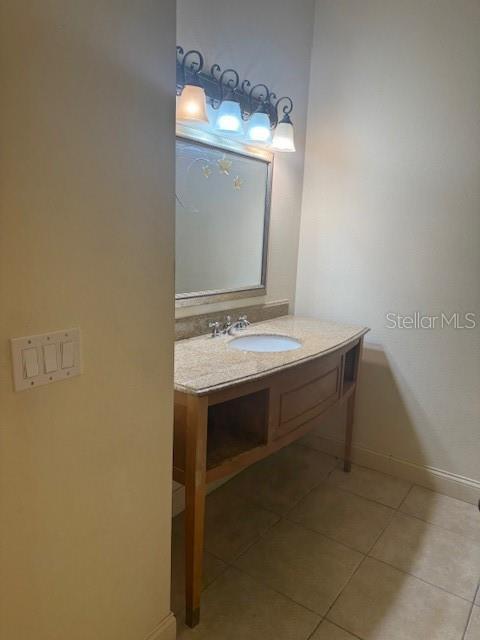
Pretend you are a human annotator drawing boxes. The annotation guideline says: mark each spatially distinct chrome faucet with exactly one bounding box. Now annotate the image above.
[208,321,222,338]
[222,315,233,334]
[208,314,250,337]
[236,314,250,329]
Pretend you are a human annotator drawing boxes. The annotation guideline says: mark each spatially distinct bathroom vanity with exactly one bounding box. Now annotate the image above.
[173,315,369,627]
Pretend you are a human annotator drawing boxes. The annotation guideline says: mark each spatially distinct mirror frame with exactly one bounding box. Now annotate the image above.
[175,123,273,308]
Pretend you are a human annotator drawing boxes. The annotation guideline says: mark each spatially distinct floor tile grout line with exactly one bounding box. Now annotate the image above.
[307,615,374,640]
[326,457,414,506]
[462,601,476,639]
[227,564,324,619]
[282,515,369,556]
[462,581,480,639]
[225,512,283,565]
[323,553,369,630]
[181,508,276,603]
[280,460,340,516]
[305,618,324,640]
[223,463,336,521]
[366,555,477,605]
[204,547,232,564]
[231,494,290,520]
[396,482,414,512]
[282,475,403,518]
[368,496,480,604]
[218,516,342,620]
[195,562,228,601]
[397,480,479,512]
[324,620,366,640]
[322,496,401,633]
[394,503,480,544]
[226,445,339,513]
[365,495,479,605]
[322,478,404,510]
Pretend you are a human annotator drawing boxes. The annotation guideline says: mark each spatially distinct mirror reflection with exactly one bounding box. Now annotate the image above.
[175,137,271,300]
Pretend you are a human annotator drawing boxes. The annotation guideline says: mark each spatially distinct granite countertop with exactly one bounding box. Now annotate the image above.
[174,315,369,395]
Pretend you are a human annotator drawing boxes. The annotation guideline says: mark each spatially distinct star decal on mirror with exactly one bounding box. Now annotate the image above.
[233,176,244,190]
[217,155,233,175]
[201,164,212,178]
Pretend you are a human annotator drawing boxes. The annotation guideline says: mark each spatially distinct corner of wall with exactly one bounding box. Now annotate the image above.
[145,613,177,640]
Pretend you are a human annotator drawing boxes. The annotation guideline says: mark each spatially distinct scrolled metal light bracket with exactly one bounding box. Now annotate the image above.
[176,46,294,128]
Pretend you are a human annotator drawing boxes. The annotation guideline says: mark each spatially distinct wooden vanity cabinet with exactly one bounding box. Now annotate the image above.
[270,350,341,440]
[173,336,364,628]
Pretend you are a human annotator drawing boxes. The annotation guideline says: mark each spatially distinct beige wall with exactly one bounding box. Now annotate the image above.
[0,3,176,639]
[176,0,316,318]
[296,0,480,500]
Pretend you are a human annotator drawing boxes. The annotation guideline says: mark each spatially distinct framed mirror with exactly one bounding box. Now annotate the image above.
[175,125,273,307]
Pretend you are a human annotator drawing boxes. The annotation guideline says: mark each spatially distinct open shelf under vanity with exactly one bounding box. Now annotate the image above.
[206,389,269,471]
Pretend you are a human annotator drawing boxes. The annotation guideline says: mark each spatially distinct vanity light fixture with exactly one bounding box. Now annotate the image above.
[211,68,243,134]
[246,111,272,143]
[271,97,296,152]
[176,49,209,125]
[215,100,243,133]
[245,84,273,144]
[176,46,296,152]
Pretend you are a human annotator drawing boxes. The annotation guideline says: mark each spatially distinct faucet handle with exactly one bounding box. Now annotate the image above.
[208,320,221,338]
[238,314,250,328]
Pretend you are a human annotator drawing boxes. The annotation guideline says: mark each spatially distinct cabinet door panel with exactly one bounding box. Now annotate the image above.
[271,353,341,439]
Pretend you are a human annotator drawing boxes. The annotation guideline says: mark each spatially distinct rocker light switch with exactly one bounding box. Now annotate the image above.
[11,328,81,391]
[23,348,39,378]
[43,343,58,373]
[61,341,75,369]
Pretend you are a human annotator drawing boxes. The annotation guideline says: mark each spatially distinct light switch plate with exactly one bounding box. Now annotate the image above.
[11,328,81,392]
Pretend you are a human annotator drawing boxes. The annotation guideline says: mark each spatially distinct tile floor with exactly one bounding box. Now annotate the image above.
[171,441,480,640]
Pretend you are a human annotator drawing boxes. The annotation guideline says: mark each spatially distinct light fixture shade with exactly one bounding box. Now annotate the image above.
[176,84,209,124]
[246,112,272,143]
[271,121,296,152]
[215,100,243,134]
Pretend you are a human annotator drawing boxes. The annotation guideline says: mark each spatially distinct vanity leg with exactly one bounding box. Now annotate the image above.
[344,337,364,473]
[184,395,208,628]
[344,390,355,473]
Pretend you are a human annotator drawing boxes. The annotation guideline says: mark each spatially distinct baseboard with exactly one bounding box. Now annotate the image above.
[145,613,176,640]
[305,433,480,505]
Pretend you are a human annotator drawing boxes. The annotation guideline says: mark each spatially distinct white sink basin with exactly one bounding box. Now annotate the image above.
[229,334,302,353]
